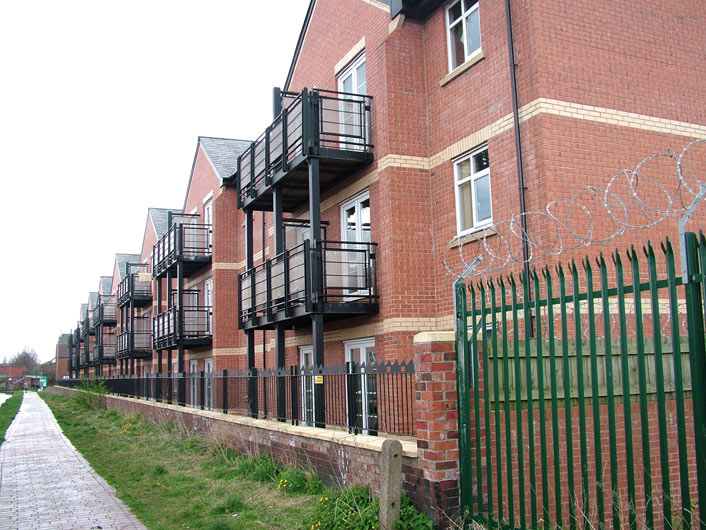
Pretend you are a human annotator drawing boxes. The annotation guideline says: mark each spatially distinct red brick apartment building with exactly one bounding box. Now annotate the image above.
[63,0,706,523]
[54,333,70,380]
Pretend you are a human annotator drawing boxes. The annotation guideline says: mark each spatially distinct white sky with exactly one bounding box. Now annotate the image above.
[0,0,310,363]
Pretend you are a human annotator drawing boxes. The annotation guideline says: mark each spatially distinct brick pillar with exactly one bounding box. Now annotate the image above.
[413,331,460,524]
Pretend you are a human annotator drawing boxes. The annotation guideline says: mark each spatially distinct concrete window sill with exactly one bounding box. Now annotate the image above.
[448,226,497,249]
[440,51,485,87]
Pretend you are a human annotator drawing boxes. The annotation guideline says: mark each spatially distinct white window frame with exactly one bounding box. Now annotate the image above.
[344,338,377,435]
[453,144,492,236]
[446,0,482,72]
[189,360,198,407]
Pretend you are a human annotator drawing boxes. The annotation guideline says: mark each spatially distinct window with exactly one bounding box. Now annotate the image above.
[345,338,377,435]
[446,0,481,71]
[204,278,213,334]
[204,358,213,411]
[204,199,213,251]
[454,145,491,235]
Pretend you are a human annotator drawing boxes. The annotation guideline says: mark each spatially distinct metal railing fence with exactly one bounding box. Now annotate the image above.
[456,232,706,529]
[58,360,415,437]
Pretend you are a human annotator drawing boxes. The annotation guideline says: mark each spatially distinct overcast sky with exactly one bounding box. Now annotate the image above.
[0,0,310,363]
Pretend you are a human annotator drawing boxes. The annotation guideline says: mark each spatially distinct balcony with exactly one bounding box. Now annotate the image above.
[228,88,373,211]
[100,332,117,364]
[117,263,152,308]
[117,316,152,359]
[93,295,117,325]
[153,297,212,350]
[73,327,83,344]
[81,314,94,337]
[152,217,212,278]
[238,240,378,330]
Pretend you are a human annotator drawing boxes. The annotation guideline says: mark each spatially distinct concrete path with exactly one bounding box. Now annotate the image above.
[0,392,146,529]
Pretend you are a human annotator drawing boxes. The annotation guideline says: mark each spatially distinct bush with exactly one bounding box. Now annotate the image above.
[309,486,433,530]
[72,379,107,410]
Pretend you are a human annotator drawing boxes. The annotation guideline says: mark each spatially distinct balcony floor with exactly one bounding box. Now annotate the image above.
[153,256,211,280]
[242,150,372,212]
[241,301,378,331]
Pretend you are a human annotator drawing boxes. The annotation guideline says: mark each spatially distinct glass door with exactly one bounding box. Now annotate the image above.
[189,360,198,407]
[337,54,366,149]
[300,346,315,427]
[345,339,377,435]
[204,358,213,411]
[340,191,371,297]
[205,278,213,335]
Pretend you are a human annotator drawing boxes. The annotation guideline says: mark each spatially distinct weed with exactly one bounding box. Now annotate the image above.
[72,379,107,410]
[277,467,324,495]
[152,464,168,476]
[234,453,280,482]
[211,493,246,515]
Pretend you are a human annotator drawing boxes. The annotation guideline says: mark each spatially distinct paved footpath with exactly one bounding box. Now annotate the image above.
[0,392,146,529]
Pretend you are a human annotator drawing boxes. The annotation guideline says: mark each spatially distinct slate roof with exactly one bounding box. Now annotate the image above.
[99,276,113,296]
[149,208,182,239]
[115,253,142,281]
[199,137,251,182]
[88,292,99,309]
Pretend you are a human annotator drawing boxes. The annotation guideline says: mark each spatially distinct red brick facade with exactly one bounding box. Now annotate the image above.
[61,0,706,524]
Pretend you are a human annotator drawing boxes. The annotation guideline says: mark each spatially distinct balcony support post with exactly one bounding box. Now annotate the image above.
[312,313,325,428]
[273,184,286,421]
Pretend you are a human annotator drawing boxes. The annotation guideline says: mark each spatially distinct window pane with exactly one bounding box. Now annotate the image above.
[474,174,492,223]
[459,180,473,231]
[360,198,371,243]
[473,149,489,172]
[448,1,462,24]
[456,158,471,182]
[463,0,478,12]
[342,74,353,93]
[449,24,465,69]
[356,61,366,94]
[345,206,357,242]
[465,8,481,55]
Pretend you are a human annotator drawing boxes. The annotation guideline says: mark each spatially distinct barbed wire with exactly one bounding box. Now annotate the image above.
[444,138,706,282]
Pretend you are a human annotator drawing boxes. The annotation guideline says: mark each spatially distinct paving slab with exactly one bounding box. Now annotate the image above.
[0,392,146,529]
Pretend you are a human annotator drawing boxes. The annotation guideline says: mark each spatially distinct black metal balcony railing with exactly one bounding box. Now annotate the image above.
[101,332,117,362]
[153,305,212,350]
[118,264,152,307]
[152,222,212,278]
[238,240,377,327]
[81,315,94,336]
[234,88,373,209]
[117,316,152,358]
[73,327,82,344]
[93,295,117,325]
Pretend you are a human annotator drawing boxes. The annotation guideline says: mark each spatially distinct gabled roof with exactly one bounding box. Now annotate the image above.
[88,292,99,309]
[197,136,251,186]
[148,208,182,239]
[116,253,142,280]
[283,0,392,90]
[99,276,112,296]
[80,304,88,319]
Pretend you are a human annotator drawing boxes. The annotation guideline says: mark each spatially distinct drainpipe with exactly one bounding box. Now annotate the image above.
[505,0,532,305]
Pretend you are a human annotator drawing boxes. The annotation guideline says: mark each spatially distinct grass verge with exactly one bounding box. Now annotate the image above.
[0,392,23,443]
[42,390,319,530]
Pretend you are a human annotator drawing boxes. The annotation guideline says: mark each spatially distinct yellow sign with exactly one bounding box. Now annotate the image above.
[314,375,323,384]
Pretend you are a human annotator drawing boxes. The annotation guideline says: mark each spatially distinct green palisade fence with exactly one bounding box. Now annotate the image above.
[456,231,706,529]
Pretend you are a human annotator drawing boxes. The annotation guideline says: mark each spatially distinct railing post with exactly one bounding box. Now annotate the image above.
[265,126,271,186]
[236,156,242,208]
[266,259,273,321]
[290,365,298,425]
[281,105,289,172]
[222,369,228,414]
[301,88,310,157]
[249,367,259,419]
[200,370,205,410]
[167,371,172,404]
[684,231,706,527]
[346,361,358,433]
[304,239,312,313]
[283,249,291,317]
[249,142,256,197]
